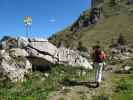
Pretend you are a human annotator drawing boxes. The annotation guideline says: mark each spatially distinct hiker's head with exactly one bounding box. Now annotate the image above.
[93,45,100,50]
[95,45,100,49]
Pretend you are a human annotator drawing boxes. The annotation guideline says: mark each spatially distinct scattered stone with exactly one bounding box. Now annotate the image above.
[104,65,117,72]
[111,46,133,61]
[44,73,49,78]
[124,66,131,71]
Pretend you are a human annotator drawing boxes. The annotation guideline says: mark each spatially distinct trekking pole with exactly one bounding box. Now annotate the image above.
[94,63,96,83]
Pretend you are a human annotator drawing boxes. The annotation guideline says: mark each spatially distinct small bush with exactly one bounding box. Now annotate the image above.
[115,79,129,93]
[110,0,117,7]
[93,95,109,100]
[59,97,65,100]
[117,33,126,46]
[77,41,88,52]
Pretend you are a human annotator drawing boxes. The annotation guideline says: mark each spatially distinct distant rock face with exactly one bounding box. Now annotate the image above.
[70,7,101,32]
[0,50,32,82]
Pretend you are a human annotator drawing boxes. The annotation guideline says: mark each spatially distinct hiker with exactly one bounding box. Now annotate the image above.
[92,45,107,87]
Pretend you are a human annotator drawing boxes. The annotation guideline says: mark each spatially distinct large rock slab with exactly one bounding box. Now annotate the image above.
[26,47,57,64]
[55,47,92,69]
[21,37,93,69]
[28,38,58,56]
[0,36,93,70]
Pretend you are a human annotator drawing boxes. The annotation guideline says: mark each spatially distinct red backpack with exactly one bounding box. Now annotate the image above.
[94,48,107,62]
[100,51,107,61]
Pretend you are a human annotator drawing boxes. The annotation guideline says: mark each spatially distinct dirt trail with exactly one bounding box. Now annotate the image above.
[48,66,115,100]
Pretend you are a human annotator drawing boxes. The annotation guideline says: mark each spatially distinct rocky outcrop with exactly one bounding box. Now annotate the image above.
[70,7,102,32]
[0,50,32,82]
[28,38,58,56]
[0,36,92,82]
[112,46,133,60]
[18,37,92,69]
[26,46,92,69]
[9,48,29,57]
[55,47,92,69]
[26,47,57,69]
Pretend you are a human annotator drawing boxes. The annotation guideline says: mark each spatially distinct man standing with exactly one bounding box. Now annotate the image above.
[92,45,107,87]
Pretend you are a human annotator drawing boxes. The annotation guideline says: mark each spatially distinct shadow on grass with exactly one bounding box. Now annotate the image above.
[61,78,98,88]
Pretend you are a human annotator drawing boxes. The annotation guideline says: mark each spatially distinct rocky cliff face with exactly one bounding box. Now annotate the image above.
[70,7,102,32]
[49,0,133,48]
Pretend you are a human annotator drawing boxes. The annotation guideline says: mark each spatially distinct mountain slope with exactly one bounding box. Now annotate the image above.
[49,0,133,49]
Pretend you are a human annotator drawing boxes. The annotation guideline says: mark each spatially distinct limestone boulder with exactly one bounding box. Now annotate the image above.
[26,47,57,66]
[9,48,29,57]
[0,50,32,82]
[55,47,93,69]
[28,38,58,56]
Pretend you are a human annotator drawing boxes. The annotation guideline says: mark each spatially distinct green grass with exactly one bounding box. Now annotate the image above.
[0,64,133,100]
[0,57,133,100]
[112,74,133,100]
[92,95,109,100]
[0,72,50,100]
[0,65,96,100]
[91,73,133,100]
[113,93,133,100]
[59,97,65,100]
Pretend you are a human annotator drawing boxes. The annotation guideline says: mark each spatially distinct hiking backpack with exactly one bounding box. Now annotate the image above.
[94,48,107,62]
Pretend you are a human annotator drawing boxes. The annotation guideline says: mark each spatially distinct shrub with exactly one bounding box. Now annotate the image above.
[110,0,117,6]
[59,97,65,100]
[77,41,88,52]
[117,33,126,46]
[93,94,109,100]
[115,79,129,93]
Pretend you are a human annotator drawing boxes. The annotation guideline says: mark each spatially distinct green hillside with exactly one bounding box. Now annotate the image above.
[49,0,133,49]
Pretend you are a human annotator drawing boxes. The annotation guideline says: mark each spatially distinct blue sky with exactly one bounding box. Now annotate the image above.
[0,0,91,38]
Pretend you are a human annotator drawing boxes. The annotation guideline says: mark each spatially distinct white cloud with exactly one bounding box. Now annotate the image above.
[49,19,56,23]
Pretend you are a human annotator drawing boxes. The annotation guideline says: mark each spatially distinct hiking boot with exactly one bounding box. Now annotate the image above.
[95,82,100,88]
